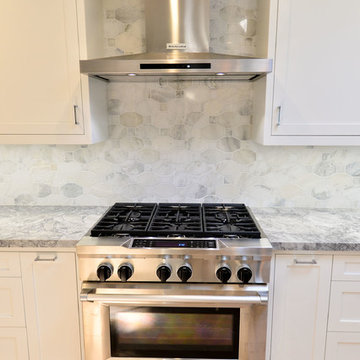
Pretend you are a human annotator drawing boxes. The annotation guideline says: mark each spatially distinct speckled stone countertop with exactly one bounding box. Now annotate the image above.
[0,206,360,251]
[0,206,108,248]
[252,208,360,251]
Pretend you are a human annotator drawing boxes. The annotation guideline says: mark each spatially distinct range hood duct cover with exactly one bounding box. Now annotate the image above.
[80,0,272,81]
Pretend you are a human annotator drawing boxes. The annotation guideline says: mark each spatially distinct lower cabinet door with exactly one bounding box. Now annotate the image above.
[0,278,25,327]
[0,328,28,360]
[328,281,360,332]
[326,332,360,360]
[20,252,81,360]
[270,254,332,360]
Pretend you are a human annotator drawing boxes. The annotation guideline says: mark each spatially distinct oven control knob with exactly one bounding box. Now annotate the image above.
[97,263,113,282]
[118,263,134,282]
[216,266,232,284]
[156,264,172,283]
[177,265,192,282]
[237,267,252,284]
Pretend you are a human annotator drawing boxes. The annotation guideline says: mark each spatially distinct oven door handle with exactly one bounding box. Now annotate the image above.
[80,290,268,306]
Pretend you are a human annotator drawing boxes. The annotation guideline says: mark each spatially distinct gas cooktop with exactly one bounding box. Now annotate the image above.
[90,202,261,239]
[77,202,271,284]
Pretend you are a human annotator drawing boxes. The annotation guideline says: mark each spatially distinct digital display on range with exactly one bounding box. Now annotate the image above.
[151,240,190,247]
[132,239,217,248]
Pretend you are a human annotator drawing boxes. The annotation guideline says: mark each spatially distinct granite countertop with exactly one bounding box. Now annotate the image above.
[0,206,360,251]
[0,206,108,248]
[252,207,360,251]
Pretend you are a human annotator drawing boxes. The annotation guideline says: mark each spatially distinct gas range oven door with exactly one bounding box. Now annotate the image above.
[80,282,268,360]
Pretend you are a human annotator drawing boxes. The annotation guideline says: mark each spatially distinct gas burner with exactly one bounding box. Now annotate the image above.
[203,203,260,238]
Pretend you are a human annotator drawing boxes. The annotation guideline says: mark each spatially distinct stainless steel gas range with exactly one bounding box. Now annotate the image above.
[77,203,272,360]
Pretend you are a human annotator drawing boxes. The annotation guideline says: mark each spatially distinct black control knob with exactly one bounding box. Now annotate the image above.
[216,266,232,283]
[156,265,172,282]
[97,263,113,282]
[177,265,192,282]
[237,267,252,284]
[118,263,134,282]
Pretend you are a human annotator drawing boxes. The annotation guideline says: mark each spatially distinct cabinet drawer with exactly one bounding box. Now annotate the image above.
[0,253,21,277]
[325,332,360,360]
[333,256,360,280]
[328,281,360,332]
[0,278,25,327]
[0,328,28,360]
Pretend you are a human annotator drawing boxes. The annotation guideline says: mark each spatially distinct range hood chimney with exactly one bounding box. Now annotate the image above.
[80,0,272,81]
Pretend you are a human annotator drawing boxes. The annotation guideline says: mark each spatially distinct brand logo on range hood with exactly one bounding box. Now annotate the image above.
[166,43,187,50]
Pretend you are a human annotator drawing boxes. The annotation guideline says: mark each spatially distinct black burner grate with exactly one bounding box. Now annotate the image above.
[90,202,261,238]
[90,203,156,236]
[202,203,261,238]
[147,203,203,236]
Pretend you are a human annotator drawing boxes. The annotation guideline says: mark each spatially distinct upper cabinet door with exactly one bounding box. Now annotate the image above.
[272,0,360,136]
[0,0,84,135]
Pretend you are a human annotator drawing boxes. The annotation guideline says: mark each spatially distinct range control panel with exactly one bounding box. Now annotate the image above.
[132,239,217,248]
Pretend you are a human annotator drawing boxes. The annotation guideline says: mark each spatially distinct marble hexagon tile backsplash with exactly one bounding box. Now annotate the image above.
[0,0,359,207]
[1,79,360,208]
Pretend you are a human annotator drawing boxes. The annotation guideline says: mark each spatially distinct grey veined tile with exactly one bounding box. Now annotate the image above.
[120,112,144,127]
[346,162,360,176]
[61,183,83,198]
[217,137,241,152]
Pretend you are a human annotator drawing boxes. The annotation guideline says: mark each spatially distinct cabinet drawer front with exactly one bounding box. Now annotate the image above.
[328,281,360,332]
[0,278,25,327]
[0,328,28,360]
[0,253,21,277]
[333,256,360,280]
[326,332,360,360]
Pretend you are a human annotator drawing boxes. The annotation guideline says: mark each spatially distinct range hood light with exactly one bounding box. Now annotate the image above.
[127,73,137,77]
[216,72,225,76]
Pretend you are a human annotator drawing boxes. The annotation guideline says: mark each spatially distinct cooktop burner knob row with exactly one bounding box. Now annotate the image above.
[237,266,252,284]
[216,265,232,284]
[157,264,172,283]
[177,264,192,282]
[97,263,113,282]
[118,263,134,282]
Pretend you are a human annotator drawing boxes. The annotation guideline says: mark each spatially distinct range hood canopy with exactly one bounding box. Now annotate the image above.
[80,0,272,81]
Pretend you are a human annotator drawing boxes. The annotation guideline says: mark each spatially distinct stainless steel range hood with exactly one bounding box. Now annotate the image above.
[80,0,272,82]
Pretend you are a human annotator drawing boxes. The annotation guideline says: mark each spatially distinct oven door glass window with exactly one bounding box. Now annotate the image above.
[110,307,240,359]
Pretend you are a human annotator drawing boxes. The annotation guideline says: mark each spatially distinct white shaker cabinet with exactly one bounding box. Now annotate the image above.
[253,0,360,145]
[0,328,29,360]
[0,252,28,359]
[325,255,360,359]
[270,254,332,360]
[20,252,82,360]
[325,333,360,360]
[0,0,107,144]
